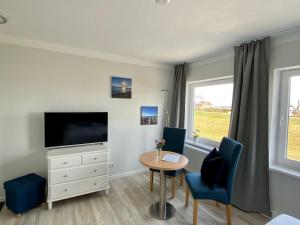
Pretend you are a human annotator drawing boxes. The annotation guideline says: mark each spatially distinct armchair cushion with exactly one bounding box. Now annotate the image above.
[186,172,228,204]
[201,148,225,188]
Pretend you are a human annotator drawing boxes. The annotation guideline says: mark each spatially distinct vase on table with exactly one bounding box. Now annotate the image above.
[156,147,162,160]
[155,138,165,160]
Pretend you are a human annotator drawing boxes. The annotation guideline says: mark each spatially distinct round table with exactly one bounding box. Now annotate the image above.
[139,150,188,220]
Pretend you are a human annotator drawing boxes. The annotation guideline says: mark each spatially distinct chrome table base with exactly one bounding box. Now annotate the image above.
[149,202,175,220]
[149,169,176,220]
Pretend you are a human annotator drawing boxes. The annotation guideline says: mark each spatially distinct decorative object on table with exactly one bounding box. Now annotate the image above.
[141,106,158,125]
[161,89,171,127]
[111,76,132,98]
[150,127,186,199]
[155,138,165,159]
[3,173,46,216]
[162,154,179,163]
[185,137,243,225]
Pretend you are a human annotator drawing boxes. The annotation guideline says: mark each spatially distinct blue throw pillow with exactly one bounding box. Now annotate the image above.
[201,148,225,188]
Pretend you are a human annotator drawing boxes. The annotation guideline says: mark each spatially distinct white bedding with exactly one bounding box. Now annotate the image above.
[266,214,300,225]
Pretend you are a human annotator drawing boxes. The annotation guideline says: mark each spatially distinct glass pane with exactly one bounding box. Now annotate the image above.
[193,82,233,142]
[287,76,300,162]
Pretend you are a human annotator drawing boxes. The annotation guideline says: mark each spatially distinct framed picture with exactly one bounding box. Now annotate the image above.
[141,106,158,125]
[111,76,132,99]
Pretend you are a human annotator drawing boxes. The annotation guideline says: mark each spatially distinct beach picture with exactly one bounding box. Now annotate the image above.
[111,77,132,98]
[141,106,158,125]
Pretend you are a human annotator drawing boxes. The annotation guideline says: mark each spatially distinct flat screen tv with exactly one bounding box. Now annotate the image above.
[44,112,108,148]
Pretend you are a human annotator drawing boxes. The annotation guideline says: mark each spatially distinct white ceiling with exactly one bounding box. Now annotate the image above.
[1,0,300,66]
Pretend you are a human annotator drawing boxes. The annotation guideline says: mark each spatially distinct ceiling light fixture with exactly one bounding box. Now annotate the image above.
[155,0,170,5]
[0,15,7,24]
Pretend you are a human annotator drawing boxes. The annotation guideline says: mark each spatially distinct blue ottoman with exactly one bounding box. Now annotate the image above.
[4,173,46,215]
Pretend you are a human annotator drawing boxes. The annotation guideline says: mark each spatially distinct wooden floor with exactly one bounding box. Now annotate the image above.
[0,172,269,225]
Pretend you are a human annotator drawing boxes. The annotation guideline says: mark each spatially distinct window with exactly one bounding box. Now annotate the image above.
[187,77,233,147]
[287,76,300,162]
[271,68,300,171]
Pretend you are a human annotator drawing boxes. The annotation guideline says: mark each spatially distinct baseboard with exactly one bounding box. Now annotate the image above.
[109,168,148,180]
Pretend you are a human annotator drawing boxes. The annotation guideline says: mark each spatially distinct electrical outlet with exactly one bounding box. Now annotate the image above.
[109,162,116,168]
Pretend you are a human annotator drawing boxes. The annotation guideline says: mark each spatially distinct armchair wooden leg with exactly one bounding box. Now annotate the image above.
[185,184,189,207]
[226,205,232,225]
[193,199,199,225]
[149,171,154,192]
[171,176,176,198]
[179,173,184,186]
[216,201,220,207]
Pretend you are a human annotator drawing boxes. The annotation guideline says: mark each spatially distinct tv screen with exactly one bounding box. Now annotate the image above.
[44,112,108,148]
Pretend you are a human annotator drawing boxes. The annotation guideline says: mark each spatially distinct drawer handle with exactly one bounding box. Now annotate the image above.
[94,170,97,172]
[93,183,97,186]
[63,175,68,178]
[94,157,97,160]
[63,162,68,165]
[64,189,68,192]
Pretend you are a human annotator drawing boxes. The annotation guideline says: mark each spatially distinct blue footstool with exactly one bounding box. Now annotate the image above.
[4,173,46,215]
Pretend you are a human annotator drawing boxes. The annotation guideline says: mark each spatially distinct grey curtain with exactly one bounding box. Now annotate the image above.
[229,37,271,216]
[170,63,186,128]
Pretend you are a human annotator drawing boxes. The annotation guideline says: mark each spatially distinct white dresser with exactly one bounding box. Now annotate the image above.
[46,144,110,209]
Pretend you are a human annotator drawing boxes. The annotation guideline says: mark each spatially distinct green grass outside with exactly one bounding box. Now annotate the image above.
[194,111,231,142]
[194,111,300,162]
[287,117,300,161]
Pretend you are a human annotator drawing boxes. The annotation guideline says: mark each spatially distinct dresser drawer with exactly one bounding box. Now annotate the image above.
[49,156,81,170]
[49,176,109,200]
[49,163,108,184]
[82,152,108,165]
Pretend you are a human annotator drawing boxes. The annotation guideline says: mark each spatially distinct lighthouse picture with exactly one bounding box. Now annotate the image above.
[111,76,132,98]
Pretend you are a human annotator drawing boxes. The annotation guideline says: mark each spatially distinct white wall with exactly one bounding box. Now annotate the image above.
[185,33,300,218]
[188,55,234,82]
[268,37,300,218]
[0,43,173,199]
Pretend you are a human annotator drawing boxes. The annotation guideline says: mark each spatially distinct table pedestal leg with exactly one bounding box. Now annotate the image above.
[149,170,175,220]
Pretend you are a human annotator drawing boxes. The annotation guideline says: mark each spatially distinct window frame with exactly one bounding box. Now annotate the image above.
[271,68,300,171]
[186,76,234,149]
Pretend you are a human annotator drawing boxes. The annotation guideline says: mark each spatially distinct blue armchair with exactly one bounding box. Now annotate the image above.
[185,137,243,225]
[149,127,186,198]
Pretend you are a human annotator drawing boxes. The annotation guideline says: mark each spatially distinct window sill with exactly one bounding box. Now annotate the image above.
[185,140,214,153]
[270,164,300,180]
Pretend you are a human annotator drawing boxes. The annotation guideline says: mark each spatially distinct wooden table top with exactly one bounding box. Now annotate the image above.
[139,150,188,171]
